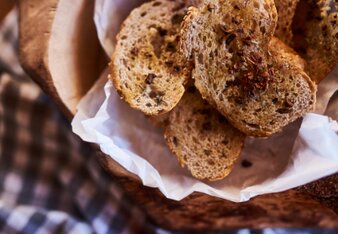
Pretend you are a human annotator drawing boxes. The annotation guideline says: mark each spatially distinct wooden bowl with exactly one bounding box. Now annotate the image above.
[0,0,14,23]
[18,0,338,231]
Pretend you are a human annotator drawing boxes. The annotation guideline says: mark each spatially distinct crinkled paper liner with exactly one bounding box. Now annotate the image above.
[72,0,338,202]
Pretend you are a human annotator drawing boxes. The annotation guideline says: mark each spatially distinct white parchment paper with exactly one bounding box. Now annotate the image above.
[72,0,338,202]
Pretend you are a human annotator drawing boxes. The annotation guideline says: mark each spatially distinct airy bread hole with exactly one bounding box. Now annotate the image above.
[263,3,270,12]
[243,121,259,129]
[193,163,201,167]
[204,149,211,156]
[192,137,198,143]
[276,108,291,114]
[172,136,178,146]
[183,155,187,161]
[207,159,215,166]
[272,12,277,19]
[221,139,229,145]
[152,2,161,7]
[171,13,184,24]
[198,53,204,64]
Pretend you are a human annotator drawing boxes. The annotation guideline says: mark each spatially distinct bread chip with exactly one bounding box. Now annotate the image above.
[181,0,316,137]
[269,36,306,69]
[293,0,338,84]
[274,0,300,45]
[110,0,200,116]
[164,86,245,181]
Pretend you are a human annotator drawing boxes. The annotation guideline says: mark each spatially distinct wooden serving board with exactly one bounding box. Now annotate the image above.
[18,0,338,231]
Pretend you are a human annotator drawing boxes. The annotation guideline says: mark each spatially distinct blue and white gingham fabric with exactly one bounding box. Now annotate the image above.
[0,8,154,234]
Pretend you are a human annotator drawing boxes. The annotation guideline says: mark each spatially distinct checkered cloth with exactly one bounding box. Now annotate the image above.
[0,9,156,234]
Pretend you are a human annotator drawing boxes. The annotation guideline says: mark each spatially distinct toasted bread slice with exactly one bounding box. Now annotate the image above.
[110,0,200,116]
[180,0,278,60]
[293,0,338,84]
[274,0,300,45]
[181,0,316,137]
[269,36,306,69]
[164,86,245,181]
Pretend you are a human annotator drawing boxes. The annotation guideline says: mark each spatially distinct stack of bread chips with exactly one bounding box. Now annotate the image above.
[110,0,337,181]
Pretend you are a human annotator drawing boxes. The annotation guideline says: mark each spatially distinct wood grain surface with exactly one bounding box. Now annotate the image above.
[18,0,338,230]
[19,0,107,118]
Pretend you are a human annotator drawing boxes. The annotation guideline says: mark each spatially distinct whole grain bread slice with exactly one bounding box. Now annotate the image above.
[180,0,316,137]
[292,0,338,84]
[110,0,201,116]
[164,86,246,181]
[269,36,306,69]
[274,0,300,45]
